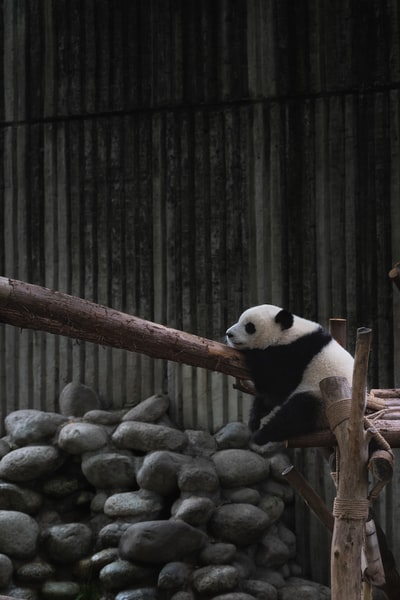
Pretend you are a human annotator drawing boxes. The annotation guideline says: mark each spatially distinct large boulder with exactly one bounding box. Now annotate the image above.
[119,520,207,563]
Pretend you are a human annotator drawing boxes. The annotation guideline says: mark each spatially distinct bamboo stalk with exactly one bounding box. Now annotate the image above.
[0,277,250,381]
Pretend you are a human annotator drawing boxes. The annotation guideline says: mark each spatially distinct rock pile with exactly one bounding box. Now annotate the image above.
[0,382,331,599]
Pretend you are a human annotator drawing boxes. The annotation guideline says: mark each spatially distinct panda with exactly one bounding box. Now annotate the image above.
[226,304,354,444]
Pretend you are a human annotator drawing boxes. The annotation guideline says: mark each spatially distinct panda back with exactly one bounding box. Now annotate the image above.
[294,338,354,396]
[244,327,334,401]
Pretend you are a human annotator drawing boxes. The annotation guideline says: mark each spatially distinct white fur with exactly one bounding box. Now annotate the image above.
[226,304,319,349]
[226,304,354,392]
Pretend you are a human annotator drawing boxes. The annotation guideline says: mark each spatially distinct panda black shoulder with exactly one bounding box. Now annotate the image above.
[243,327,332,395]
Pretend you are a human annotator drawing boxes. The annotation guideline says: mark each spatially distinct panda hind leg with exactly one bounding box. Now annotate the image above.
[252,392,322,444]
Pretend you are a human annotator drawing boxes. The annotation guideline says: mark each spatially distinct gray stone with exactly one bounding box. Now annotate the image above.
[90,547,119,571]
[115,589,158,600]
[42,475,87,498]
[260,479,294,503]
[5,410,67,446]
[0,510,39,559]
[170,593,194,600]
[212,595,256,600]
[256,532,290,568]
[199,543,237,565]
[279,583,319,600]
[214,422,252,449]
[269,453,292,481]
[0,446,62,482]
[0,483,42,514]
[255,568,285,589]
[104,490,163,520]
[84,409,126,425]
[57,421,108,454]
[222,487,261,505]
[112,421,187,452]
[98,522,133,548]
[119,520,207,563]
[99,560,157,591]
[258,495,285,526]
[0,437,11,459]
[232,551,257,579]
[275,523,296,558]
[82,450,136,489]
[209,503,269,545]
[177,458,219,493]
[59,382,100,417]
[242,579,278,600]
[192,565,240,595]
[136,451,190,495]
[3,587,38,599]
[122,393,170,422]
[90,491,109,512]
[171,496,215,526]
[212,450,269,487]
[157,561,193,589]
[41,581,80,599]
[15,559,55,583]
[281,577,331,599]
[183,429,217,457]
[0,553,13,588]
[44,523,92,564]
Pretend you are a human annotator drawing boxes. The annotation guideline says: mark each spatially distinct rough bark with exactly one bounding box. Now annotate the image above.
[0,277,250,381]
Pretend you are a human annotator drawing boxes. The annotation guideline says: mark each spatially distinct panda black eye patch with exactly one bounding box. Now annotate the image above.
[245,322,256,334]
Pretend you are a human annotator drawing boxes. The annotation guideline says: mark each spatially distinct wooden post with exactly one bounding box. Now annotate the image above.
[329,318,347,348]
[321,327,372,600]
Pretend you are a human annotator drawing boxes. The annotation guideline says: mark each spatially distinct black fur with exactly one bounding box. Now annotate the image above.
[246,327,332,443]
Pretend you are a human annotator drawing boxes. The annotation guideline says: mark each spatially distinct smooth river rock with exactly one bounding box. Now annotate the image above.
[0,510,39,559]
[122,394,170,423]
[112,421,187,452]
[57,421,108,454]
[119,520,207,563]
[5,410,67,446]
[212,449,269,487]
[209,503,270,545]
[0,446,62,482]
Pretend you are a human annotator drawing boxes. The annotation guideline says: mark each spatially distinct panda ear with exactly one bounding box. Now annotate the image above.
[275,309,294,330]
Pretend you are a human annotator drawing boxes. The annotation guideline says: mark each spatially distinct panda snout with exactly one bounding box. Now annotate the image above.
[226,327,240,347]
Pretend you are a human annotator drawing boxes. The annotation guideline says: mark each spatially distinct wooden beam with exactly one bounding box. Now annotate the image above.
[0,277,250,381]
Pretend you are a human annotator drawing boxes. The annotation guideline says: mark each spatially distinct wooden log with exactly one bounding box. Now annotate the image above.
[282,465,334,532]
[287,421,400,448]
[322,327,373,599]
[388,263,400,291]
[0,277,250,381]
[329,317,347,348]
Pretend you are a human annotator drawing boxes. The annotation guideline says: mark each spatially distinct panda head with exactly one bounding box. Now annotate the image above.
[226,304,319,350]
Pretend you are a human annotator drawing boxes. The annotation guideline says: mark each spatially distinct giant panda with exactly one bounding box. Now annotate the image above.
[226,304,354,444]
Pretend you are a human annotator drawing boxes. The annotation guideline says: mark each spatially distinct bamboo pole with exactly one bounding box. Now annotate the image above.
[0,277,250,381]
[321,327,372,600]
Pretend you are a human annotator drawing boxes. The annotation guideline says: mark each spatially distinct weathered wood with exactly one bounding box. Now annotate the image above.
[282,465,334,532]
[329,318,347,348]
[0,277,250,381]
[287,421,400,448]
[388,263,400,291]
[321,327,373,600]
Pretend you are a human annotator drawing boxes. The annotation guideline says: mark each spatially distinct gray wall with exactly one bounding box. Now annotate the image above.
[1,0,400,584]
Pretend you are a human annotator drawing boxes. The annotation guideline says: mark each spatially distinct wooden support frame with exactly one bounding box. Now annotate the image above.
[321,328,372,599]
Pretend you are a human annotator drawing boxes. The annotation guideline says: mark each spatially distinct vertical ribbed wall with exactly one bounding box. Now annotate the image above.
[1,0,400,583]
